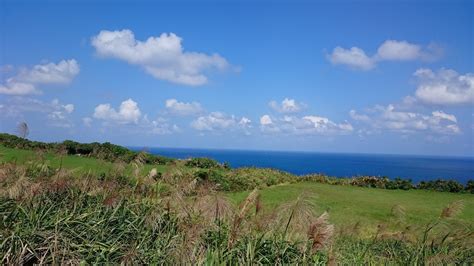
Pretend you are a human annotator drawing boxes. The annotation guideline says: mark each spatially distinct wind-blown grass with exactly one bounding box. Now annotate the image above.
[0,160,472,264]
[227,182,474,230]
[1,141,473,264]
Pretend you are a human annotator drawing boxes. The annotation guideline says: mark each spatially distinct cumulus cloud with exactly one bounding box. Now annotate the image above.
[349,109,370,122]
[259,115,273,125]
[90,98,179,135]
[327,47,375,70]
[349,104,460,135]
[48,99,74,125]
[327,40,441,70]
[165,98,204,116]
[432,110,457,123]
[141,116,180,135]
[191,112,251,132]
[413,68,474,105]
[91,29,231,86]
[376,40,422,61]
[260,114,353,135]
[0,97,75,128]
[93,98,142,124]
[239,117,252,127]
[0,59,80,95]
[269,98,305,113]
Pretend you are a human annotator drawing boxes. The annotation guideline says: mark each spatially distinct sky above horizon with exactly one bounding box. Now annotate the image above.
[0,0,473,156]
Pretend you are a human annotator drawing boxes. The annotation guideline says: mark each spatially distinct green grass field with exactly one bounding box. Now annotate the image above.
[0,145,167,175]
[2,144,473,231]
[228,182,474,230]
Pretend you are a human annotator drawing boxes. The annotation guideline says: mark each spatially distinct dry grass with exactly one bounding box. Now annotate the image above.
[0,161,472,264]
[307,212,335,252]
[440,200,464,219]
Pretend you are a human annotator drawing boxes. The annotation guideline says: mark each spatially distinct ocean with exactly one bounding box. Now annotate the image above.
[132,147,474,184]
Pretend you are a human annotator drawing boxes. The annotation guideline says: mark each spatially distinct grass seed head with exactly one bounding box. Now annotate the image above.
[441,200,464,219]
[307,211,335,252]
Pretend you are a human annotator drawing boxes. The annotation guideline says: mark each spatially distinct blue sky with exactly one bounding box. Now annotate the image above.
[1,0,473,156]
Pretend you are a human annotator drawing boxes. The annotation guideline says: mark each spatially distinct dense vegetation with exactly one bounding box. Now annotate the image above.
[300,174,474,194]
[1,133,472,194]
[0,135,473,263]
[0,134,474,265]
[0,157,472,264]
[0,133,173,165]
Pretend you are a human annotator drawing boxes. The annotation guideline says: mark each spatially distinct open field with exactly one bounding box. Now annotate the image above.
[228,182,474,229]
[0,145,167,176]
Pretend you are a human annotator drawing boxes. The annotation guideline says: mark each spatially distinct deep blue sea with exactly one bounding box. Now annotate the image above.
[131,147,474,184]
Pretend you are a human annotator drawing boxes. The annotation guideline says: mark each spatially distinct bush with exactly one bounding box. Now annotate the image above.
[194,169,230,190]
[0,133,175,165]
[185,157,220,169]
[224,168,296,191]
[417,179,464,193]
[386,178,413,190]
[350,176,390,189]
[465,180,474,194]
[223,162,231,169]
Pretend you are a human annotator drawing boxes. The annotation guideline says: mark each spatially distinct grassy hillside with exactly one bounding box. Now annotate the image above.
[1,139,473,264]
[0,145,167,176]
[229,182,474,229]
[2,144,473,228]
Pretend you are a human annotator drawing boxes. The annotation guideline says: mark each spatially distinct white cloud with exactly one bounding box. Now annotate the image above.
[93,98,142,124]
[63,104,74,114]
[191,112,251,132]
[142,116,180,135]
[349,109,370,122]
[328,40,441,70]
[350,104,460,135]
[376,40,422,61]
[0,82,38,95]
[301,115,353,134]
[0,59,80,95]
[432,110,457,123]
[260,114,353,135]
[90,99,179,135]
[239,117,252,127]
[413,68,474,105]
[327,47,374,70]
[259,115,273,125]
[269,98,305,113]
[165,98,204,116]
[0,97,75,128]
[91,29,231,86]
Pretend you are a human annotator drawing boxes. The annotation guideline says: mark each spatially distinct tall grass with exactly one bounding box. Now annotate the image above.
[0,161,472,264]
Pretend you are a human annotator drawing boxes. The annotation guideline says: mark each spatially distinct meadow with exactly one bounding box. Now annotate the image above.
[0,145,167,176]
[0,137,473,264]
[229,182,474,230]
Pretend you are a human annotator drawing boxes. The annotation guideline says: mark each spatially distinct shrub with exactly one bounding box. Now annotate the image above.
[224,168,296,191]
[185,157,220,169]
[223,162,231,169]
[350,176,390,189]
[194,169,230,191]
[0,133,175,165]
[386,177,413,190]
[300,174,330,183]
[465,180,474,194]
[417,179,464,193]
